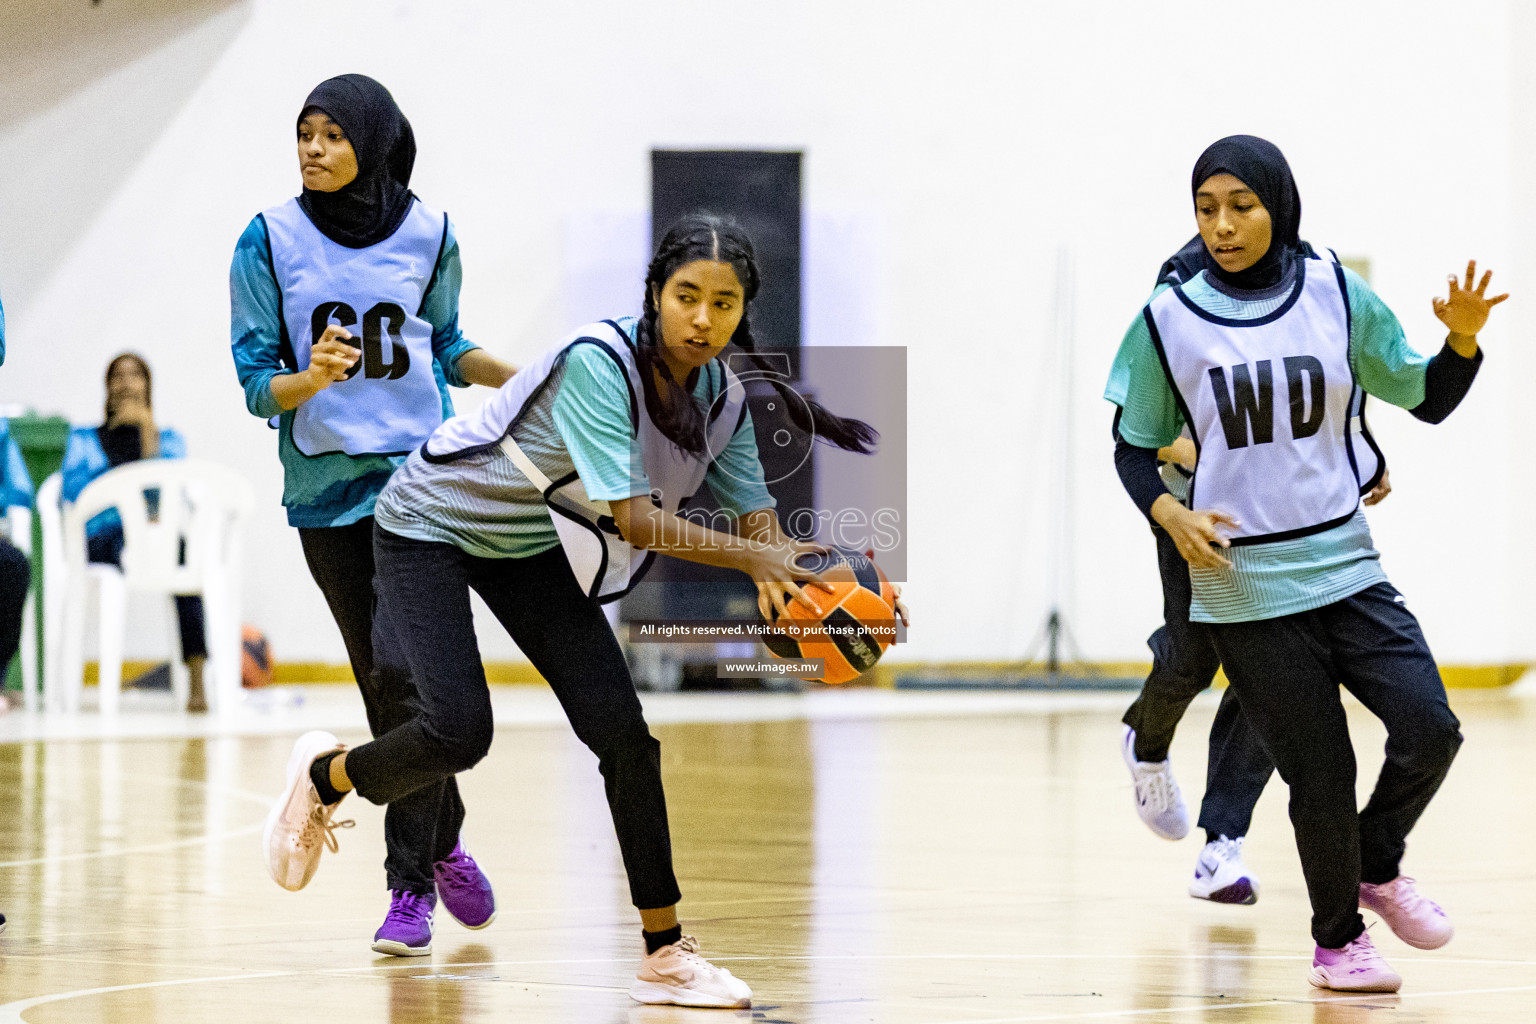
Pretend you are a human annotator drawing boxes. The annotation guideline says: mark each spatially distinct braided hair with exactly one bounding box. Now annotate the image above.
[635,213,879,458]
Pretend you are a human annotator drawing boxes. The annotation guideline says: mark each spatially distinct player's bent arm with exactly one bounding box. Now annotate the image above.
[611,497,824,619]
[268,371,328,411]
[266,326,360,411]
[1158,436,1197,469]
[738,508,788,546]
[230,217,292,419]
[611,497,787,574]
[455,348,518,388]
[1347,263,1499,424]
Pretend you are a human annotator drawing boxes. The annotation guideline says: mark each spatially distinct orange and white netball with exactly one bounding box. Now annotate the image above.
[762,547,898,684]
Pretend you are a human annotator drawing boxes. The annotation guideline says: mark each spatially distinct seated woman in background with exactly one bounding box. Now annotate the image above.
[62,353,208,713]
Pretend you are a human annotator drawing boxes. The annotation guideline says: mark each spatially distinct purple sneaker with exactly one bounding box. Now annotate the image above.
[435,840,496,930]
[371,890,435,957]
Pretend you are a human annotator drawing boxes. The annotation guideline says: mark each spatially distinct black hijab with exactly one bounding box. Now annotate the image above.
[296,74,417,249]
[1157,135,1302,291]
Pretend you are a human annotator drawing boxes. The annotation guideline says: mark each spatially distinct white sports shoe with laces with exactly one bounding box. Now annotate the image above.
[263,730,354,892]
[630,935,752,1008]
[1189,835,1259,904]
[1120,725,1189,840]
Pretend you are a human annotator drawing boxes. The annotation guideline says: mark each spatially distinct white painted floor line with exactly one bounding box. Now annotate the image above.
[0,776,271,869]
[7,951,1530,1024]
[919,983,1536,1024]
[0,972,296,1024]
[0,821,262,869]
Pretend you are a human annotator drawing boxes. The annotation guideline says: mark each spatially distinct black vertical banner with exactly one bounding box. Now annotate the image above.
[650,150,802,367]
[624,151,813,659]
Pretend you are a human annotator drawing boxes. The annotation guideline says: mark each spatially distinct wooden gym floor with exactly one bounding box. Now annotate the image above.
[0,684,1532,1022]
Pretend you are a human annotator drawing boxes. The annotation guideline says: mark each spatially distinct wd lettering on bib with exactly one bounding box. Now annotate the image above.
[262,197,448,457]
[1148,254,1378,544]
[1208,355,1328,449]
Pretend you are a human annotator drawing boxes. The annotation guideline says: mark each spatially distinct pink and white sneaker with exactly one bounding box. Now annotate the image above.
[1360,875,1453,950]
[629,935,751,1008]
[1308,929,1402,993]
[262,731,353,892]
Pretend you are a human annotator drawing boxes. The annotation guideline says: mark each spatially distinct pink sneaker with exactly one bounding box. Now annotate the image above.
[629,935,751,1008]
[1360,876,1453,950]
[262,731,354,892]
[1308,930,1402,993]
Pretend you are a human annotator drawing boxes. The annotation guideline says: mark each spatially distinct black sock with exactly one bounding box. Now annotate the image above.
[309,751,344,805]
[1206,830,1220,845]
[642,924,682,954]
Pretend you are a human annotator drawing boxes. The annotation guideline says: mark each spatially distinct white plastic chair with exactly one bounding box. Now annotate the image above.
[1,503,36,709]
[37,473,64,710]
[56,460,253,714]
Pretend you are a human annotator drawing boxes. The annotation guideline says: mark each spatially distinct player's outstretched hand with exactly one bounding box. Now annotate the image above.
[1151,495,1237,570]
[1433,261,1508,338]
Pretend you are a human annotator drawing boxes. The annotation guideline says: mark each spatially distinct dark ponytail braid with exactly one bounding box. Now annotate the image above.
[636,213,878,457]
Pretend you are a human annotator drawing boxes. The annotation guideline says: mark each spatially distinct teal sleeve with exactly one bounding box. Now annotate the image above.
[704,408,776,517]
[0,289,6,367]
[2,435,32,508]
[60,429,105,505]
[1104,283,1170,407]
[160,429,188,460]
[550,345,650,501]
[420,219,479,389]
[1344,267,1430,410]
[230,216,288,420]
[1113,304,1186,448]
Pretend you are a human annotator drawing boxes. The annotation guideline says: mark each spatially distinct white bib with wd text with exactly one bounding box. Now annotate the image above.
[1147,256,1367,544]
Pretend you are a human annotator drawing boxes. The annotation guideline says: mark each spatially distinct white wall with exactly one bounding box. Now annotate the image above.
[0,0,1526,665]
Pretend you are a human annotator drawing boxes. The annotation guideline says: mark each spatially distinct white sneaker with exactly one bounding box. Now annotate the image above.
[1189,835,1260,904]
[1121,725,1189,840]
[263,730,354,891]
[629,935,752,1008]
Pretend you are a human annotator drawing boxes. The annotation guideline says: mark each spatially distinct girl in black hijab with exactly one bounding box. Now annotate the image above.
[1114,135,1397,924]
[1156,135,1302,290]
[230,73,516,958]
[296,73,419,248]
[1107,134,1507,993]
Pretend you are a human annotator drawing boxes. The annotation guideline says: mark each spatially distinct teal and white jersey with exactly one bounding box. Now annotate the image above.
[1111,261,1429,623]
[1106,281,1191,505]
[376,317,774,560]
[229,210,480,528]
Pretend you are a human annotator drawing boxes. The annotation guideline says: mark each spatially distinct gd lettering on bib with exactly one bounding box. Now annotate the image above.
[263,196,448,457]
